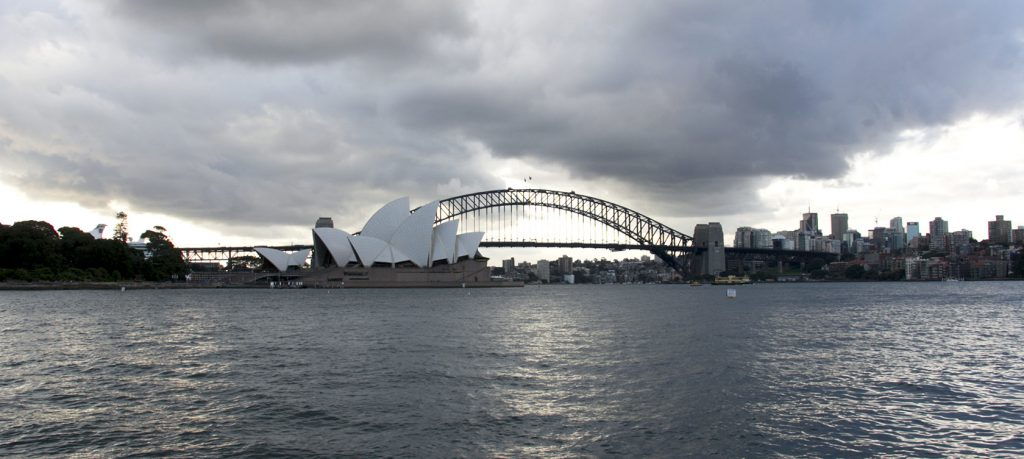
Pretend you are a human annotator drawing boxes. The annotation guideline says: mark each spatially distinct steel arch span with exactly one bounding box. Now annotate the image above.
[418,188,693,273]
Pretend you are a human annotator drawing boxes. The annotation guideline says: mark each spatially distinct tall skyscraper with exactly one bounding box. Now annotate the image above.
[929,217,949,251]
[988,215,1012,245]
[801,212,819,234]
[502,257,516,274]
[830,213,848,239]
[889,217,903,231]
[906,222,920,241]
[889,217,906,252]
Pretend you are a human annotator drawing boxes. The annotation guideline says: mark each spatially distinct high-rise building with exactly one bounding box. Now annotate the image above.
[842,230,860,254]
[988,215,1012,245]
[870,227,889,252]
[502,257,516,274]
[734,226,754,248]
[536,260,550,282]
[1013,226,1024,245]
[906,222,920,241]
[889,217,903,231]
[733,227,772,249]
[801,212,820,234]
[752,228,773,249]
[888,217,906,252]
[693,222,725,275]
[557,255,573,275]
[830,213,848,239]
[929,217,949,251]
[950,229,973,255]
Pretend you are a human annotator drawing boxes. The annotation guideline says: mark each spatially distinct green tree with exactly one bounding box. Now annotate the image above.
[140,227,186,281]
[113,211,129,243]
[228,255,264,271]
[0,220,63,270]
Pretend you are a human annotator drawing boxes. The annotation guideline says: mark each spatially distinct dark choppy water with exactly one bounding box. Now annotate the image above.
[1,282,1023,456]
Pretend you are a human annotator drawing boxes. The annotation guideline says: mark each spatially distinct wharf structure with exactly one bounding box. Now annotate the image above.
[253,197,519,288]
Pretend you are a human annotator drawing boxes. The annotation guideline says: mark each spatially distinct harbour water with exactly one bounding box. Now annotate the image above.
[1,283,1022,456]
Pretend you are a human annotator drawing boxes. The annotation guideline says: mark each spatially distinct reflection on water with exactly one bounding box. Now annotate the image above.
[1,283,1022,456]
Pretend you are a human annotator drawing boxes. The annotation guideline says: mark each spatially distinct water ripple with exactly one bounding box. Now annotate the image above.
[0,283,1022,456]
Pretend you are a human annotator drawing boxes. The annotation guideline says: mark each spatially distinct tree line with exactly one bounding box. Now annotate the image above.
[0,216,186,282]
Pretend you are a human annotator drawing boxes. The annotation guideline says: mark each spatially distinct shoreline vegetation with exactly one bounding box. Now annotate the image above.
[0,218,187,284]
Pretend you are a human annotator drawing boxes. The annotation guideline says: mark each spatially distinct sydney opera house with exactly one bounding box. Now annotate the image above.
[253,198,511,287]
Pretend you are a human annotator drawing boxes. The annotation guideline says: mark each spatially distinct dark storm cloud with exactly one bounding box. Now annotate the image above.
[387,1,1023,196]
[108,0,471,65]
[0,0,1022,231]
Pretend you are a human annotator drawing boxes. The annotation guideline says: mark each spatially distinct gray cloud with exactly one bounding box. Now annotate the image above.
[107,0,472,66]
[0,0,1021,233]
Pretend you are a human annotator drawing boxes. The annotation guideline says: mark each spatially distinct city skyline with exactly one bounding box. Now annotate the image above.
[0,1,1022,258]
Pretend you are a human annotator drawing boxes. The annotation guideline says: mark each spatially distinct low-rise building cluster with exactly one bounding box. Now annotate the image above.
[494,254,682,284]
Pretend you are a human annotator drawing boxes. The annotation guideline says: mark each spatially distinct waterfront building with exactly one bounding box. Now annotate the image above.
[557,255,573,275]
[1013,226,1024,244]
[988,215,1012,245]
[929,217,949,251]
[254,197,499,287]
[502,258,516,274]
[830,213,848,239]
[536,260,550,282]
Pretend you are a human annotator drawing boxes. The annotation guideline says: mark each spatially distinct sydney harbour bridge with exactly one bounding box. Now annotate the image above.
[178,188,835,275]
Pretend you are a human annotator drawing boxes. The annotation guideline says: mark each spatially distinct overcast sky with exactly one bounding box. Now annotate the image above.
[1,1,1022,259]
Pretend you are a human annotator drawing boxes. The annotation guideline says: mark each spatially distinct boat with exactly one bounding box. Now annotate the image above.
[689,280,703,287]
[712,275,752,285]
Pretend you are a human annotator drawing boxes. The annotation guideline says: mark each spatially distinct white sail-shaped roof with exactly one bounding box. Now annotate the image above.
[377,245,411,265]
[313,227,356,266]
[389,200,438,268]
[430,220,459,265]
[455,232,485,259]
[89,224,106,239]
[255,247,310,272]
[360,197,409,241]
[289,249,311,268]
[348,235,389,266]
